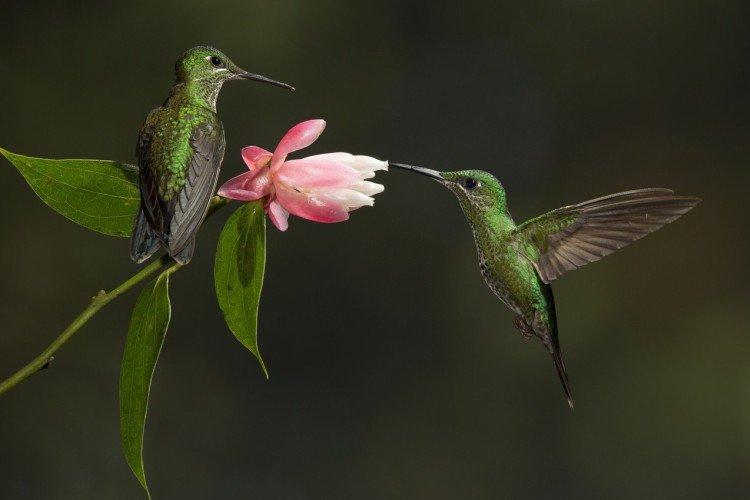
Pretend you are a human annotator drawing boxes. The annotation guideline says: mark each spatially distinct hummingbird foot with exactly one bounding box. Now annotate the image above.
[514,316,534,341]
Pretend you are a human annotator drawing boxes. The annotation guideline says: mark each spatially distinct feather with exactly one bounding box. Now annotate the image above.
[514,189,701,282]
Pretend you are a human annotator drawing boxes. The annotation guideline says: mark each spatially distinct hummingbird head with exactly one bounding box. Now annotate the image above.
[390,163,508,225]
[175,46,295,92]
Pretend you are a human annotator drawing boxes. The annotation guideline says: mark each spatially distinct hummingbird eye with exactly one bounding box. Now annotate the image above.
[210,56,224,68]
[463,177,479,190]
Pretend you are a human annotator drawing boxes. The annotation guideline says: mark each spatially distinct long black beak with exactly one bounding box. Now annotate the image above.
[239,72,295,91]
[389,162,444,181]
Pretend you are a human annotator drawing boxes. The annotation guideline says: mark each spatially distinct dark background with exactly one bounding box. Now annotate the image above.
[0,1,747,498]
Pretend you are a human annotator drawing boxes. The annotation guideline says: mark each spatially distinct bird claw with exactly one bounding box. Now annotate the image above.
[514,316,534,340]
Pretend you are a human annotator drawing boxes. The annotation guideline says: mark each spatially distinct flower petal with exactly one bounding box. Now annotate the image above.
[351,181,385,196]
[275,185,349,223]
[276,159,360,189]
[322,188,375,210]
[241,146,273,170]
[265,199,289,231]
[271,119,326,172]
[304,153,387,179]
[217,170,272,201]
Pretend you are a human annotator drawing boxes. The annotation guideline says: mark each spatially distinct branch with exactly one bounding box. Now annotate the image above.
[0,196,230,396]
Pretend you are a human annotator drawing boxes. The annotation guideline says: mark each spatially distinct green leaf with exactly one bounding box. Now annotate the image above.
[119,270,172,499]
[0,147,139,237]
[214,202,268,377]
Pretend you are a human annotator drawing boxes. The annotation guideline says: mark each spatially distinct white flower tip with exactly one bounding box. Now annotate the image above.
[369,157,388,171]
[353,181,384,196]
[347,197,374,211]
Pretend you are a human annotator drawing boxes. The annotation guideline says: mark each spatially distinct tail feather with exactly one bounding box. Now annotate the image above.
[550,347,574,410]
[538,282,574,410]
[130,208,162,263]
[171,236,196,265]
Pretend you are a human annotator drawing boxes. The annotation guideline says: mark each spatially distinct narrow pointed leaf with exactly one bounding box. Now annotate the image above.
[0,147,139,236]
[119,270,172,499]
[214,202,268,376]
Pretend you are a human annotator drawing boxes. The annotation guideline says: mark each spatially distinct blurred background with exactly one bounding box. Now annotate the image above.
[0,1,747,498]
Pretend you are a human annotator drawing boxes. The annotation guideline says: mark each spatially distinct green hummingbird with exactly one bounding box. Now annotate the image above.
[130,46,294,264]
[391,163,700,409]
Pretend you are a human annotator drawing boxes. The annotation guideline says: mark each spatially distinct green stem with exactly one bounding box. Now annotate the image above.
[0,196,230,396]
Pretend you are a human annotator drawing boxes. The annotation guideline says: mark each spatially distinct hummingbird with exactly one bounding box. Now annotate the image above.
[391,163,700,409]
[130,46,294,264]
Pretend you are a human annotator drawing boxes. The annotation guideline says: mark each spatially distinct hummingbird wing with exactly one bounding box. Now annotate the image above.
[167,121,225,260]
[136,120,168,236]
[512,188,700,283]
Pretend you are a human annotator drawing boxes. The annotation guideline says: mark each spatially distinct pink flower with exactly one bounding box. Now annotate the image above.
[218,119,387,231]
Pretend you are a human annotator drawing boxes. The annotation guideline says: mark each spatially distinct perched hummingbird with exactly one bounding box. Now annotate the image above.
[130,46,294,264]
[391,163,700,409]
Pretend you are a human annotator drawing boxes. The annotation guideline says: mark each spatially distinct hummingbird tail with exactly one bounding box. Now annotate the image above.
[130,208,162,263]
[551,348,574,410]
[170,236,196,265]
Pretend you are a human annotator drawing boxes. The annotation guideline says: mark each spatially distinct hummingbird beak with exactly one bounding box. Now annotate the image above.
[389,162,444,182]
[238,71,295,91]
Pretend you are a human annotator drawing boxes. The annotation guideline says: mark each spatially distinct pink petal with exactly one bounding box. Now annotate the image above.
[271,119,326,172]
[275,185,349,223]
[217,170,272,201]
[275,159,360,189]
[265,199,289,231]
[241,146,273,170]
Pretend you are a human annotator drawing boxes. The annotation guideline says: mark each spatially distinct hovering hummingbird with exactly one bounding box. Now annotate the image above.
[130,46,294,264]
[391,163,700,409]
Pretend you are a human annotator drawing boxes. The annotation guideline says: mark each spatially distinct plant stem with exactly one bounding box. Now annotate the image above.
[0,196,230,396]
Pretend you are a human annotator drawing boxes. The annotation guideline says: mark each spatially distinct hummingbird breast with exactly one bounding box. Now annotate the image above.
[476,245,524,315]
[475,238,559,357]
[471,224,550,320]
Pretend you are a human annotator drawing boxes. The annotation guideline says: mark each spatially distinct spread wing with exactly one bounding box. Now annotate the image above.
[168,121,225,255]
[512,188,700,283]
